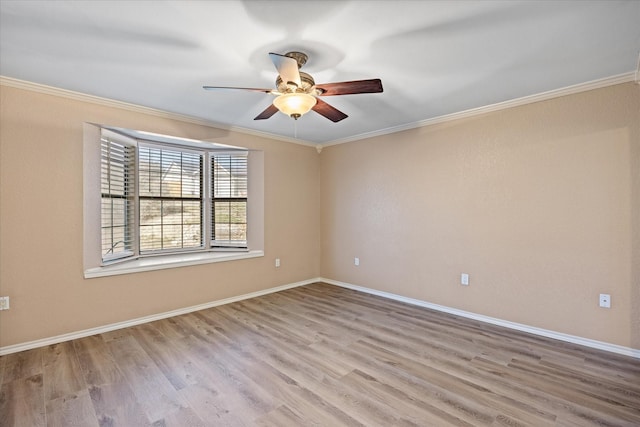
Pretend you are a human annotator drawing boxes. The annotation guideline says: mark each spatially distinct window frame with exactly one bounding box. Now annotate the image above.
[211,152,248,249]
[137,141,207,255]
[101,132,136,262]
[83,124,264,278]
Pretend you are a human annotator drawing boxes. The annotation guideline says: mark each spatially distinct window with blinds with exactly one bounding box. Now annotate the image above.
[101,135,135,262]
[212,153,248,248]
[98,128,249,265]
[139,145,204,253]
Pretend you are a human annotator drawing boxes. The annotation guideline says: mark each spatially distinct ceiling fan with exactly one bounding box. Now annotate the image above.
[203,51,383,122]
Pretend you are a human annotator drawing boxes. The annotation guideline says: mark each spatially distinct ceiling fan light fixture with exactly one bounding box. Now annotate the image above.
[273,92,317,120]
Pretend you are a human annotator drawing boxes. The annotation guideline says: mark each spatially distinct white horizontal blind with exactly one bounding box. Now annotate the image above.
[138,144,203,253]
[211,152,248,248]
[97,126,252,267]
[101,135,135,262]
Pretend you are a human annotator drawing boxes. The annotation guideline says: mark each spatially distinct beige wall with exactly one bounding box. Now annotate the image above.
[1,81,638,351]
[320,83,639,348]
[0,85,321,348]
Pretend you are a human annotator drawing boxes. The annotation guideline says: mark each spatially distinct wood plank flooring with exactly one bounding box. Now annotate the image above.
[1,282,639,426]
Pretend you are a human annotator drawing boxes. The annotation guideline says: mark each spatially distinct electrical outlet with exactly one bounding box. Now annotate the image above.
[599,294,611,308]
[0,296,9,310]
[461,273,469,286]
[354,257,360,266]
[275,258,280,268]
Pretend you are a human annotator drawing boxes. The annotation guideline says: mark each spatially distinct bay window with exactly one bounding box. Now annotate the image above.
[84,124,263,278]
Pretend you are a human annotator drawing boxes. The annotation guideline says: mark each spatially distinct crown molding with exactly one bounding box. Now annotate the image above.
[323,72,637,148]
[0,76,317,148]
[2,72,634,149]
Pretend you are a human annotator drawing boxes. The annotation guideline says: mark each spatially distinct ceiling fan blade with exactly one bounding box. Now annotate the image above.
[316,79,383,96]
[312,98,348,122]
[269,52,301,88]
[203,86,273,93]
[254,104,279,120]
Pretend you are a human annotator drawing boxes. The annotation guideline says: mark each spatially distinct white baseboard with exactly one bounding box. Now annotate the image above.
[0,278,315,356]
[321,277,640,359]
[3,277,638,359]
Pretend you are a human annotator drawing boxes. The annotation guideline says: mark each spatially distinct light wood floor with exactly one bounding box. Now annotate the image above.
[1,282,639,426]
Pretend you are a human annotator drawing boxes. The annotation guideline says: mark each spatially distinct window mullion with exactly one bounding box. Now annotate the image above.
[133,144,141,258]
[203,152,212,249]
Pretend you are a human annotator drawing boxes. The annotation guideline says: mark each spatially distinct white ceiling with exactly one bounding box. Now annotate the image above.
[1,0,639,145]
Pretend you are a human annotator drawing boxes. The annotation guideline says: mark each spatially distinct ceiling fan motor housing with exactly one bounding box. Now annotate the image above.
[276,72,316,94]
[284,51,308,68]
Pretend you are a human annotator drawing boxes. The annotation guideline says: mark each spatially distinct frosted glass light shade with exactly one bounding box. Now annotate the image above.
[273,93,317,119]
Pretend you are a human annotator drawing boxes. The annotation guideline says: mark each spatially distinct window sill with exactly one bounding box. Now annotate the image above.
[84,250,264,279]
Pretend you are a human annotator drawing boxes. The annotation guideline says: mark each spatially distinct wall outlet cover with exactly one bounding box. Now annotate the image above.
[461,274,469,286]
